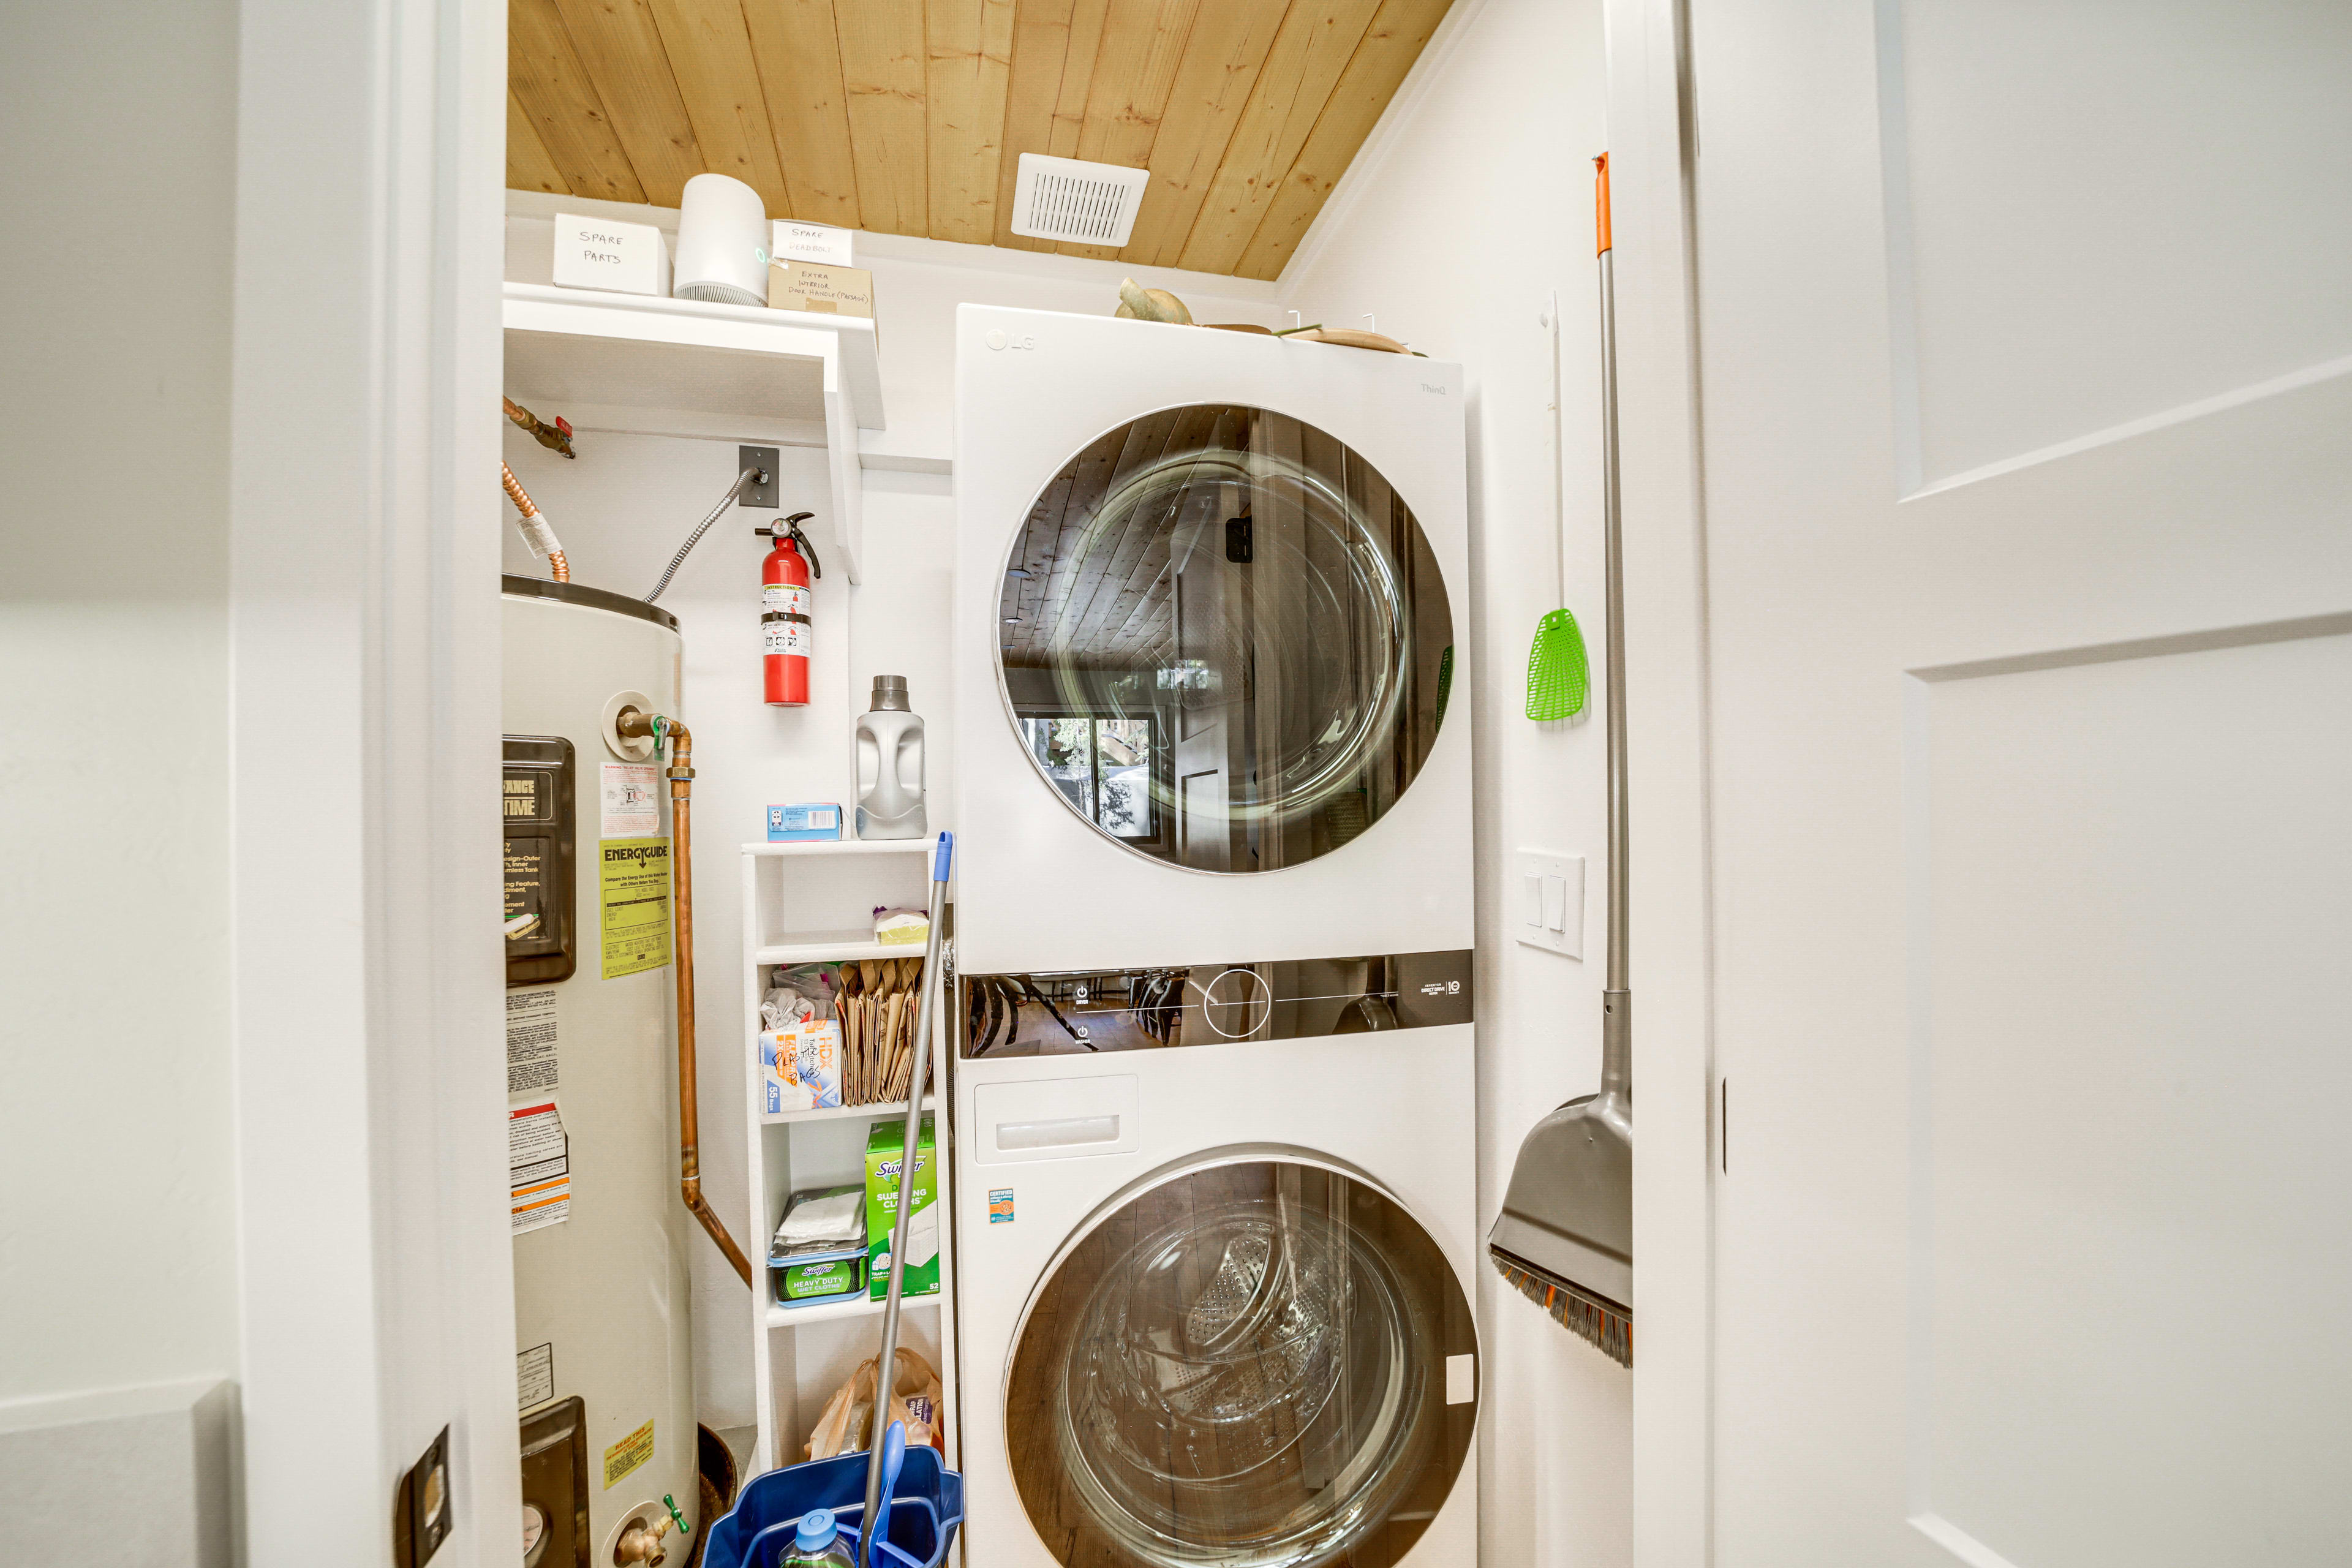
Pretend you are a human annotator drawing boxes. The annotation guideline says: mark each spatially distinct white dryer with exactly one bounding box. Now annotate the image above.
[951,304,1471,974]
[951,997,1480,1568]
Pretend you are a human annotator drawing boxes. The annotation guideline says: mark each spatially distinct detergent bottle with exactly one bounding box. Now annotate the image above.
[855,676,926,840]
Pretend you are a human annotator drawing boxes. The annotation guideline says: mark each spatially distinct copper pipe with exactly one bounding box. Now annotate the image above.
[620,710,754,1286]
[499,460,570,583]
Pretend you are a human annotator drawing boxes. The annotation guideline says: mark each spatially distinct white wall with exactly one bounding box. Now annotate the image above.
[0,0,241,1410]
[1281,1,1632,1564]
[0,0,239,1555]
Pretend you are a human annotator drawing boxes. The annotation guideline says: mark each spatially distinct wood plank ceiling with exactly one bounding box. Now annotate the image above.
[509,0,1457,282]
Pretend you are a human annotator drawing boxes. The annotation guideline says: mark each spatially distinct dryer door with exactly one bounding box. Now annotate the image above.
[1004,1156,1476,1568]
[997,407,1454,873]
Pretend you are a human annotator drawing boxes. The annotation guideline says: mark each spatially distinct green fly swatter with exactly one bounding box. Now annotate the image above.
[1526,293,1589,722]
[1525,608,1589,720]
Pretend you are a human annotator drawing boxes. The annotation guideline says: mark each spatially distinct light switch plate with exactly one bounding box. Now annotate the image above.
[1514,851,1584,959]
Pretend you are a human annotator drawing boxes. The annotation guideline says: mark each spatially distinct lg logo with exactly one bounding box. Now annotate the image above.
[984,329,1039,352]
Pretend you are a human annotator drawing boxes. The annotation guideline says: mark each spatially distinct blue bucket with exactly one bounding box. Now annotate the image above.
[703,1442,963,1568]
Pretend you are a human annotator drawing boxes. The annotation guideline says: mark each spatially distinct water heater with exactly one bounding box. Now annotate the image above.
[503,575,696,1567]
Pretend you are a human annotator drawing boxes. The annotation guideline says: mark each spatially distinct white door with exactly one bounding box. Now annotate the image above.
[1688,2,2352,1562]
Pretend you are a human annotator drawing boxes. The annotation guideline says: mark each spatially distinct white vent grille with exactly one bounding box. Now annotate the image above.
[1009,154,1152,246]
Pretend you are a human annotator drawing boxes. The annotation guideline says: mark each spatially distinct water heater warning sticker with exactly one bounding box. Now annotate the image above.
[604,1419,655,1490]
[509,1101,570,1234]
[597,837,672,979]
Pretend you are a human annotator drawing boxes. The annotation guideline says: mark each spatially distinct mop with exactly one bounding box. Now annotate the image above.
[1488,154,1634,1367]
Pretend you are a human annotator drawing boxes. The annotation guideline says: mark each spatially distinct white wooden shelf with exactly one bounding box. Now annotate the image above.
[501,281,878,582]
[761,1095,937,1128]
[755,931,924,966]
[763,1292,944,1330]
[740,840,935,858]
[741,843,957,1482]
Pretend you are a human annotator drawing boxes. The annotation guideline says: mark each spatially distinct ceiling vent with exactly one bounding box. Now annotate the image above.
[1009,154,1151,247]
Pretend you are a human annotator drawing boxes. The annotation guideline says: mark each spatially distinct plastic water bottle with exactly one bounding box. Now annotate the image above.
[778,1508,857,1568]
[855,676,926,840]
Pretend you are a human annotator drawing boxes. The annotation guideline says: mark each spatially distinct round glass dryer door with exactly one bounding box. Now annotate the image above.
[998,407,1454,872]
[1005,1158,1476,1568]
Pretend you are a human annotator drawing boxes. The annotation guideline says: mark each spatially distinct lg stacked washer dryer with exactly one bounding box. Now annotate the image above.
[949,304,1479,1568]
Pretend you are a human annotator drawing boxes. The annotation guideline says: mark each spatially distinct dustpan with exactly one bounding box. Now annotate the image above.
[1490,153,1633,1367]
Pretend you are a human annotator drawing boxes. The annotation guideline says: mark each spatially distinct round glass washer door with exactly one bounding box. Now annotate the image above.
[998,406,1454,873]
[1005,1157,1477,1568]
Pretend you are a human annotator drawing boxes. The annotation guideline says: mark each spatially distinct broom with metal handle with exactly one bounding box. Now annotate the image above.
[1488,152,1633,1367]
[859,832,952,1566]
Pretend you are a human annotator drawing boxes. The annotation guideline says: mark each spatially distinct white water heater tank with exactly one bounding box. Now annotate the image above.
[502,576,696,1567]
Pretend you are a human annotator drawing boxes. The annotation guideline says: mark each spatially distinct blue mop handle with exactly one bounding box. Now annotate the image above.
[932,831,954,885]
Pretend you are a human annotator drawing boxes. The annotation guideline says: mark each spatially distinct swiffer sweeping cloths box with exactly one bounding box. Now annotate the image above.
[864,1116,940,1300]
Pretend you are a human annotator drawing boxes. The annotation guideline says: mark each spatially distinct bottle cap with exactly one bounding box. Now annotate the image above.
[796,1509,838,1551]
[869,675,911,712]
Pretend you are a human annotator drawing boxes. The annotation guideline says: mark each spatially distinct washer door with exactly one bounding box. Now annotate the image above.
[1005,1157,1476,1568]
[997,406,1454,873]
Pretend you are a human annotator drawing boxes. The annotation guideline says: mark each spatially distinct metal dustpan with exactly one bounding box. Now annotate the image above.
[1490,152,1633,1368]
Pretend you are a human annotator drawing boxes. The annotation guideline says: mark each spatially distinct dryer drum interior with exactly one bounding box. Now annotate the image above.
[1005,1159,1475,1568]
[997,406,1455,874]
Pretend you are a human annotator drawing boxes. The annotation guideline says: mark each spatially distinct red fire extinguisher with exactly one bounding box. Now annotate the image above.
[756,511,820,707]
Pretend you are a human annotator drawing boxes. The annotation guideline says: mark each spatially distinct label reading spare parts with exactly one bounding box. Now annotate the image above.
[598,836,672,979]
[604,1419,655,1490]
[600,761,660,838]
[505,989,559,1095]
[509,1101,570,1233]
[518,1342,555,1412]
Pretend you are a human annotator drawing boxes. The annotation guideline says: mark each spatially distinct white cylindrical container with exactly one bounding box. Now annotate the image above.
[673,172,770,307]
[503,577,697,1567]
[855,674,927,839]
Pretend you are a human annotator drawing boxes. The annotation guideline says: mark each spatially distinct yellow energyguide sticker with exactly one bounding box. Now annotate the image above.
[604,1419,655,1490]
[598,836,673,979]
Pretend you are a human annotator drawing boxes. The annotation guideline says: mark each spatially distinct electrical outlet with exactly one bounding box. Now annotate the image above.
[739,445,780,507]
[1513,851,1584,959]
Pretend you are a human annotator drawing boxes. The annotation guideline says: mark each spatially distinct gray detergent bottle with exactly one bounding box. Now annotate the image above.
[855,676,927,840]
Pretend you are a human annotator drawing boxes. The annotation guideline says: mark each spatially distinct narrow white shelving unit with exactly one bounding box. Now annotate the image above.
[739,840,957,1480]
[501,281,883,582]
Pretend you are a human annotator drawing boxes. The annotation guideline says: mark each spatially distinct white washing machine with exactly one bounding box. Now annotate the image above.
[951,1006,1480,1568]
[951,304,1472,974]
[947,306,1480,1568]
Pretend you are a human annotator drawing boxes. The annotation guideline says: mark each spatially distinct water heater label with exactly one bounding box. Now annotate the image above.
[505,990,559,1095]
[600,762,660,838]
[604,1420,655,1491]
[517,1342,554,1412]
[597,837,673,979]
[763,617,812,657]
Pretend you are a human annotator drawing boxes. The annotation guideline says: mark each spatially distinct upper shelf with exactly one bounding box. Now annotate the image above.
[502,282,884,436]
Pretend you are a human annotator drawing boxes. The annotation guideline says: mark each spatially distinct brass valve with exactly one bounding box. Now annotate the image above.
[612,1509,674,1566]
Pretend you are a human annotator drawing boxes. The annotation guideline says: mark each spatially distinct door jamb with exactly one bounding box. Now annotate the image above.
[1604,0,1717,1561]
[228,0,517,1558]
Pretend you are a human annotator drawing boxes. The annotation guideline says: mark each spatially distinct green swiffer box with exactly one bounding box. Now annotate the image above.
[864,1115,940,1300]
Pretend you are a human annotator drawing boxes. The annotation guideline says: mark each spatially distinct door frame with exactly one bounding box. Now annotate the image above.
[1604,0,1717,1562]
[228,0,518,1559]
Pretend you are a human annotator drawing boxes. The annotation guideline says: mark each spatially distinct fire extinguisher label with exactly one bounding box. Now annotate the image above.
[763,584,812,618]
[764,617,811,657]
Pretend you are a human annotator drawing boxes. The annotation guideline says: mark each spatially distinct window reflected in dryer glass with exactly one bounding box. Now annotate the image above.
[999,406,1453,873]
[1005,1159,1476,1568]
